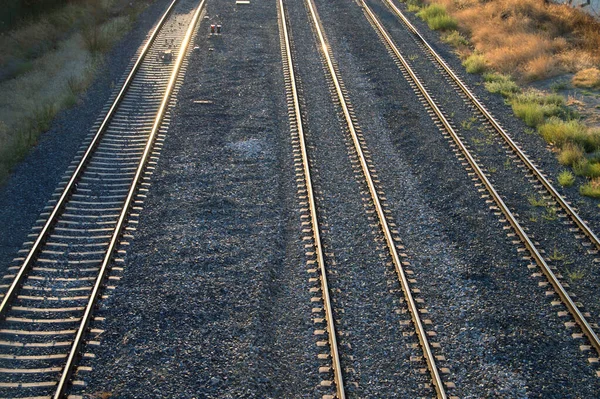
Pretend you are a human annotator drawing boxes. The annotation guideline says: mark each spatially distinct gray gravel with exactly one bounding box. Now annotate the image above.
[77,0,319,397]
[310,0,600,396]
[1,0,600,397]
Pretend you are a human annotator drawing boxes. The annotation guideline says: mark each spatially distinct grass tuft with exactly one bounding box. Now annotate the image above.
[557,170,575,187]
[572,68,600,89]
[527,194,546,207]
[462,53,486,74]
[510,91,563,127]
[441,30,468,47]
[484,73,520,97]
[417,4,458,31]
[580,178,600,198]
[557,143,584,166]
[539,118,600,152]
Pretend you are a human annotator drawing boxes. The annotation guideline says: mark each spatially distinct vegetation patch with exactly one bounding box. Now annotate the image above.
[420,0,600,82]
[484,73,520,97]
[462,53,486,74]
[557,170,575,187]
[510,91,563,127]
[580,178,600,198]
[441,30,468,48]
[416,4,458,31]
[572,67,600,89]
[0,0,150,185]
[408,0,600,201]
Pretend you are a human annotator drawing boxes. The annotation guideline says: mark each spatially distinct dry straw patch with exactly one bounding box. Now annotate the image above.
[573,68,600,88]
[429,0,600,82]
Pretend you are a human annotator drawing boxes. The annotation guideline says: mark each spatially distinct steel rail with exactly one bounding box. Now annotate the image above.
[0,0,181,317]
[52,1,206,397]
[303,0,447,396]
[359,0,600,357]
[381,0,600,251]
[278,0,345,396]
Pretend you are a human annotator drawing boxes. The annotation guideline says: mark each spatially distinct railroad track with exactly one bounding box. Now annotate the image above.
[0,0,204,397]
[279,0,455,396]
[357,0,600,363]
[380,0,600,252]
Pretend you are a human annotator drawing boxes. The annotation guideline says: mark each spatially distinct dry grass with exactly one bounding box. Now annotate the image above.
[0,0,148,184]
[426,0,600,81]
[573,68,600,89]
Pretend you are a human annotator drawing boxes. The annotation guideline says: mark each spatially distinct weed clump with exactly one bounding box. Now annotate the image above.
[463,53,486,74]
[572,68,600,89]
[441,30,468,47]
[558,144,584,166]
[417,4,458,31]
[580,178,600,198]
[557,170,575,187]
[484,73,520,97]
[510,91,563,127]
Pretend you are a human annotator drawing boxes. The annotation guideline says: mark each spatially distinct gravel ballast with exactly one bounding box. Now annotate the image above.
[0,0,599,397]
[304,0,600,396]
[78,0,319,397]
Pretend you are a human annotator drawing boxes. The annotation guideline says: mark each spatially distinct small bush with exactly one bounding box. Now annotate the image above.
[512,102,545,127]
[572,68,600,89]
[558,170,575,187]
[463,53,487,74]
[539,118,600,152]
[558,143,584,166]
[417,4,447,19]
[427,14,458,31]
[484,73,520,97]
[580,178,600,198]
[441,30,468,47]
[417,4,458,31]
[510,91,564,127]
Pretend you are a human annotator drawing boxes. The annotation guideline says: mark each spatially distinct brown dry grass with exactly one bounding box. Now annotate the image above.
[428,0,600,81]
[573,67,600,88]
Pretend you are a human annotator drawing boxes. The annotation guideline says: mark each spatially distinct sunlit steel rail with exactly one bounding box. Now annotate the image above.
[52,1,205,397]
[0,0,180,318]
[0,0,204,396]
[301,0,448,396]
[381,0,600,252]
[278,0,346,396]
[359,0,600,357]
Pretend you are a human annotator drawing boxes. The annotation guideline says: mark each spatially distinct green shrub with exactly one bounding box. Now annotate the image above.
[539,118,600,152]
[442,30,469,47]
[558,170,575,186]
[558,143,584,166]
[417,4,458,30]
[580,179,600,198]
[512,102,545,127]
[463,53,487,74]
[510,91,564,127]
[484,73,520,97]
